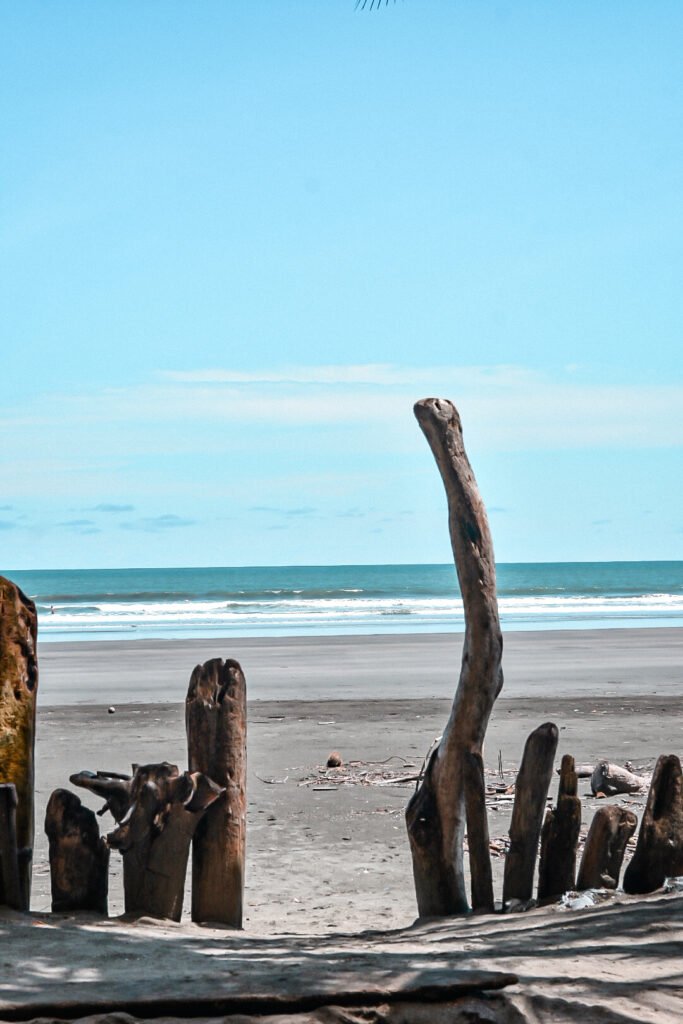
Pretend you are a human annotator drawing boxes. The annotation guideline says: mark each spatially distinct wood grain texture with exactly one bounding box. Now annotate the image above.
[0,576,38,907]
[186,657,247,926]
[623,754,683,895]
[406,399,503,917]
[576,805,637,890]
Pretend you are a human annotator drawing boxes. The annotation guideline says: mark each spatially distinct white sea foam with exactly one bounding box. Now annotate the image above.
[37,590,683,642]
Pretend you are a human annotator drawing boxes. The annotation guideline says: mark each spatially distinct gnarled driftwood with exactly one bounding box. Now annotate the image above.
[623,754,683,895]
[577,805,637,891]
[72,762,223,920]
[45,788,109,914]
[0,576,38,908]
[406,399,503,917]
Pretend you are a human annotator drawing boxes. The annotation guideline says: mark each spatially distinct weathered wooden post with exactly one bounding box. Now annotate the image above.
[186,658,247,926]
[0,576,38,909]
[45,789,109,914]
[537,754,581,902]
[405,399,503,917]
[0,784,24,909]
[72,762,223,921]
[623,754,683,895]
[502,722,558,908]
[577,805,637,891]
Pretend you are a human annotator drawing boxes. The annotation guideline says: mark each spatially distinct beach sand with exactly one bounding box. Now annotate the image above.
[32,627,683,931]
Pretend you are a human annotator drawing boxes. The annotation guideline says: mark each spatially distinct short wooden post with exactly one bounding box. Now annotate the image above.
[45,789,109,914]
[186,658,247,926]
[0,576,38,907]
[464,752,494,913]
[502,723,558,908]
[576,805,637,891]
[0,784,25,910]
[537,754,581,903]
[623,754,683,895]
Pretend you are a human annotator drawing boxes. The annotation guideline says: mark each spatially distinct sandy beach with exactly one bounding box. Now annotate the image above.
[31,627,683,932]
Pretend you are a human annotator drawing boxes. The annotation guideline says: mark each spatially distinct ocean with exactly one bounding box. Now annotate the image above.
[7,562,683,643]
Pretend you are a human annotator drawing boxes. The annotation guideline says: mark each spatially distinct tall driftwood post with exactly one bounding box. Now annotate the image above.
[502,722,558,908]
[45,789,109,914]
[186,658,247,926]
[0,576,38,908]
[405,399,503,917]
[623,754,683,895]
[537,754,581,903]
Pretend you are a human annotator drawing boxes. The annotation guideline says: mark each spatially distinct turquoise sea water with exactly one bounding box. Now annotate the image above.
[7,562,683,642]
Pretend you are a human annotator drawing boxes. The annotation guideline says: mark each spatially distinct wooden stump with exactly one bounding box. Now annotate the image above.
[0,576,38,907]
[406,399,503,917]
[186,658,247,926]
[591,761,647,796]
[537,754,581,903]
[0,784,25,910]
[45,788,109,914]
[623,754,683,895]
[576,805,637,890]
[502,723,558,908]
[72,762,223,921]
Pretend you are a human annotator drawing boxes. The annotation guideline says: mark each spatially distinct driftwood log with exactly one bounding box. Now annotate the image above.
[45,788,109,914]
[591,761,647,796]
[0,784,24,909]
[0,576,38,907]
[577,805,637,890]
[406,399,503,917]
[623,754,683,895]
[72,762,224,921]
[502,722,558,908]
[537,754,581,903]
[186,658,247,926]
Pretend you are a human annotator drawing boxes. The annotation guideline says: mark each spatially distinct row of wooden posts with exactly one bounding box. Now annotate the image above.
[0,592,247,924]
[2,398,683,925]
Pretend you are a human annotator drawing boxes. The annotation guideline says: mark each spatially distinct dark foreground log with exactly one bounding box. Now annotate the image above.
[502,723,558,908]
[623,754,683,895]
[0,784,24,909]
[45,789,109,914]
[591,761,647,796]
[72,762,223,921]
[537,754,581,903]
[406,399,503,917]
[576,805,637,890]
[186,658,247,926]
[0,576,38,906]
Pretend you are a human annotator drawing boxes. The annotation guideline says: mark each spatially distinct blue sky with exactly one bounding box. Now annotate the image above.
[1,1,682,569]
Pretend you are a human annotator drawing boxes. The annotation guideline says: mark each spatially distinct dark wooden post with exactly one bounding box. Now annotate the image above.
[186,658,247,926]
[0,576,38,907]
[502,723,558,909]
[537,754,581,903]
[577,805,637,891]
[0,784,25,910]
[405,399,503,917]
[623,754,683,895]
[72,762,223,921]
[45,789,109,914]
